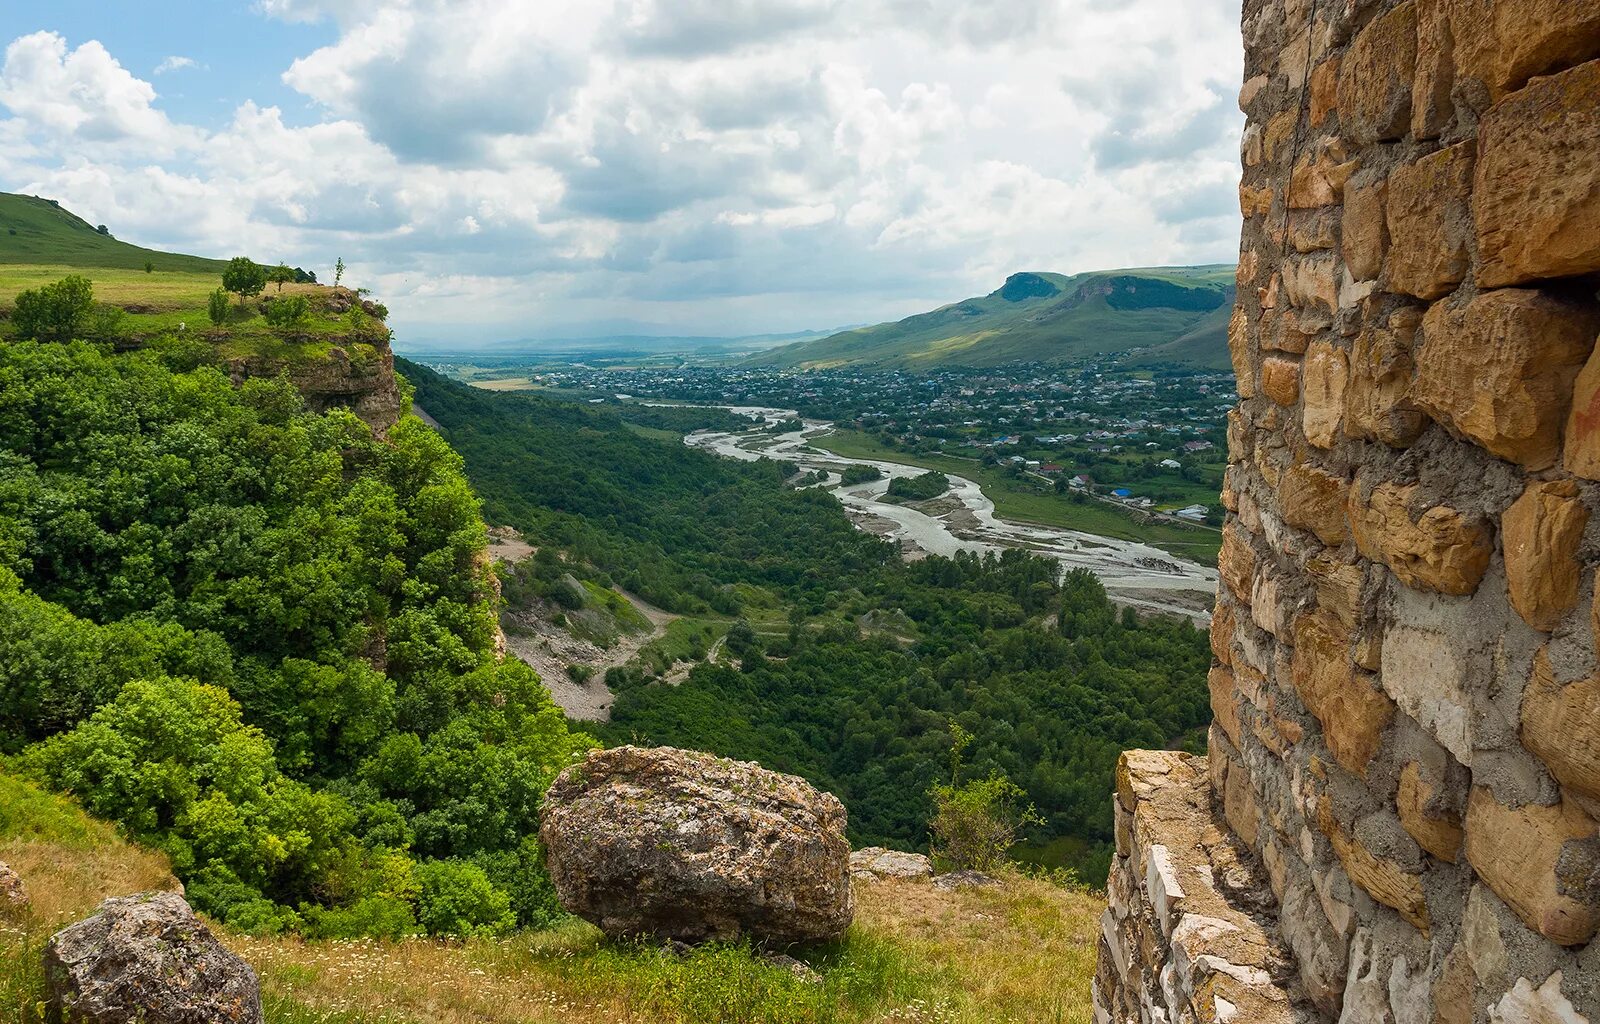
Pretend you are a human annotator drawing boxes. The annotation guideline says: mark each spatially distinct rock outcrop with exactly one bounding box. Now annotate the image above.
[540,746,853,944]
[225,339,402,434]
[0,861,27,917]
[1099,2,1600,1022]
[44,891,262,1024]
[849,847,933,882]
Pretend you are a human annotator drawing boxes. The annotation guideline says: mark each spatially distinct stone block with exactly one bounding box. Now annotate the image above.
[1475,60,1600,287]
[1338,1,1417,143]
[1209,665,1242,748]
[1292,612,1395,778]
[1489,971,1590,1024]
[1283,253,1340,315]
[1397,760,1463,863]
[1301,340,1348,449]
[1449,0,1600,102]
[1289,207,1340,254]
[1347,481,1493,596]
[1384,142,1474,300]
[1344,309,1425,448]
[1219,523,1256,604]
[1306,553,1363,627]
[1229,306,1257,399]
[1317,799,1430,932]
[1280,461,1350,546]
[1502,480,1588,632]
[1342,176,1387,282]
[1415,289,1600,470]
[1522,649,1600,805]
[1210,598,1235,667]
[1410,0,1454,138]
[1290,138,1362,209]
[1240,182,1276,218]
[1463,787,1600,946]
[1262,356,1301,407]
[1562,334,1600,481]
[1310,55,1341,127]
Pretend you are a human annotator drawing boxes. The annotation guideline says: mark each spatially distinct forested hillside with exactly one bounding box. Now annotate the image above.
[0,339,592,938]
[407,364,1212,880]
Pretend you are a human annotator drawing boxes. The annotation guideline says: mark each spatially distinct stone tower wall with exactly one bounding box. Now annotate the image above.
[1096,1,1600,1021]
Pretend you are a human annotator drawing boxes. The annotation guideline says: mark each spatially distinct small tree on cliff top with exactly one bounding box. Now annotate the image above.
[222,257,267,307]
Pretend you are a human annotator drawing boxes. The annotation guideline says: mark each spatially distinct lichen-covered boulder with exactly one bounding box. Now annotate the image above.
[849,847,933,881]
[0,862,28,917]
[44,892,262,1024]
[540,746,853,944]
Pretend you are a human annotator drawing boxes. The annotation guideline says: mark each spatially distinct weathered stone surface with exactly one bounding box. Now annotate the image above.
[1289,208,1340,254]
[1446,1,1600,102]
[1229,306,1257,399]
[1290,138,1362,210]
[1347,481,1493,595]
[1342,177,1387,281]
[1211,598,1235,667]
[1397,760,1463,863]
[1301,341,1348,449]
[1563,335,1600,481]
[1502,480,1588,632]
[1338,2,1417,143]
[0,862,27,917]
[43,892,262,1024]
[1463,787,1600,946]
[1489,970,1590,1024]
[1475,60,1600,287]
[1283,254,1340,315]
[1292,612,1395,777]
[1384,142,1474,300]
[1522,650,1600,805]
[1219,523,1256,604]
[1317,800,1430,932]
[1209,665,1242,748]
[1414,290,1600,470]
[1263,356,1302,407]
[540,746,852,943]
[849,847,932,882]
[1344,310,1425,448]
[1281,461,1350,546]
[1310,56,1341,128]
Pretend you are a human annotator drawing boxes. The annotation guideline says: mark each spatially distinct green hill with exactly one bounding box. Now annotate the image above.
[749,265,1236,370]
[0,192,226,273]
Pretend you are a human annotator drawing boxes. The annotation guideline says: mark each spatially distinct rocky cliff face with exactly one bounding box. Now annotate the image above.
[226,338,402,434]
[1096,2,1600,1022]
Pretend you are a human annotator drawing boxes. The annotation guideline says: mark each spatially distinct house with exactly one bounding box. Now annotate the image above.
[1039,463,1064,475]
[1159,458,1182,469]
[1175,504,1209,521]
[1069,475,1091,489]
[1183,440,1214,452]
[1111,488,1133,500]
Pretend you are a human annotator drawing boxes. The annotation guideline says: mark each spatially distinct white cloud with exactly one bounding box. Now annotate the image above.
[2,1,1243,342]
[153,55,200,75]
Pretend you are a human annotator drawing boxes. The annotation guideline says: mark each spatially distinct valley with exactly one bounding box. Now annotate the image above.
[681,408,1218,621]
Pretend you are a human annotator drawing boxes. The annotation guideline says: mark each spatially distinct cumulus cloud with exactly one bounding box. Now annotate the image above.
[153,55,200,75]
[2,0,1243,342]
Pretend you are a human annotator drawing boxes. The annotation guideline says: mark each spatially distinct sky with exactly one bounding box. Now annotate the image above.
[0,0,1243,348]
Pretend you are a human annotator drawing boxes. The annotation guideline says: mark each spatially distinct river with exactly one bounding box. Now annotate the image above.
[682,406,1219,622]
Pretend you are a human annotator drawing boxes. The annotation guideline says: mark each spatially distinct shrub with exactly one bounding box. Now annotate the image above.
[10,275,94,342]
[413,859,515,937]
[263,295,310,332]
[928,774,1041,873]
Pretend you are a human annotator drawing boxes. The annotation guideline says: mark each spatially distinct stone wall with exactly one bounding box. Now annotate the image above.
[1097,1,1600,1021]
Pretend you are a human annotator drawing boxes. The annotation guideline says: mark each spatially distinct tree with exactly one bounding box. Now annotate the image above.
[144,261,154,274]
[334,257,346,287]
[11,275,94,342]
[95,224,109,235]
[222,257,267,306]
[268,263,295,293]
[207,288,230,327]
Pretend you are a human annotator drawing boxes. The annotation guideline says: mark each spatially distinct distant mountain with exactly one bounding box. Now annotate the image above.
[747,265,1236,371]
[0,192,227,273]
[404,327,855,358]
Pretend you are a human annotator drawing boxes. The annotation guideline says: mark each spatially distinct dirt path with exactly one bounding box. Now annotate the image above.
[662,635,725,687]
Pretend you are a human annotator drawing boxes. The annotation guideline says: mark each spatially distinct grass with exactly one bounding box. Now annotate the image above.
[814,429,1222,563]
[0,264,384,358]
[0,772,1104,1024]
[0,193,227,273]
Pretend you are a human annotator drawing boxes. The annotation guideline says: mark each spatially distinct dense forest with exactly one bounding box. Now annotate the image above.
[407,363,1211,880]
[0,340,592,938]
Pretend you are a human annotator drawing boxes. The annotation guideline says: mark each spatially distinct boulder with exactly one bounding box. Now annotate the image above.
[0,862,27,917]
[849,847,933,882]
[43,892,262,1024]
[540,746,853,944]
[932,870,1001,891]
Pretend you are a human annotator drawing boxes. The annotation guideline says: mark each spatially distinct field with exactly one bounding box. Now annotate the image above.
[814,429,1223,564]
[0,772,1104,1024]
[0,193,226,273]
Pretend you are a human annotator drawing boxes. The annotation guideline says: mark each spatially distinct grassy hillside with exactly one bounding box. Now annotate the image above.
[0,770,1104,1024]
[0,192,226,273]
[750,265,1236,370]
